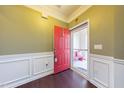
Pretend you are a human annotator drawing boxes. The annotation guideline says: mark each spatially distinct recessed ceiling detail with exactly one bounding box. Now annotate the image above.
[26,5,92,23]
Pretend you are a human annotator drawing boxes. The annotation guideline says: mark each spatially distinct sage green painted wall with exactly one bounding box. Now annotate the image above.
[69,6,114,56]
[1,5,124,59]
[0,5,68,55]
[114,6,124,59]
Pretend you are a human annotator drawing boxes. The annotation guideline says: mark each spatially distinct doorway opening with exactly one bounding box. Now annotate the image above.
[71,21,89,76]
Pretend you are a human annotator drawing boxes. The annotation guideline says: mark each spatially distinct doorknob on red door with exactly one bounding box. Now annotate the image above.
[54,48,56,52]
[55,57,57,63]
[54,55,57,63]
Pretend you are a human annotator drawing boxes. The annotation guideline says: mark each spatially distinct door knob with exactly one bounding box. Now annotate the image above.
[54,57,57,63]
[54,48,56,52]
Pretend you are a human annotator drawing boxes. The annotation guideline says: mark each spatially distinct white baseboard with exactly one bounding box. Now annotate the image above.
[4,70,53,88]
[89,79,104,88]
[71,67,100,88]
[71,67,88,80]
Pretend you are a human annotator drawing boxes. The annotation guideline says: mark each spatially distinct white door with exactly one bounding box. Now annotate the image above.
[71,22,89,76]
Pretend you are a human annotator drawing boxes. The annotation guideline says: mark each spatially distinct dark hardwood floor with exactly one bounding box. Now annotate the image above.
[17,69,96,88]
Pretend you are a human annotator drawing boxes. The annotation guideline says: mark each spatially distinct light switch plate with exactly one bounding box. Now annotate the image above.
[94,44,103,50]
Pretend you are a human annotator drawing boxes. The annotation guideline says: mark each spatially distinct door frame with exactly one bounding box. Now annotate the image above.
[70,19,90,80]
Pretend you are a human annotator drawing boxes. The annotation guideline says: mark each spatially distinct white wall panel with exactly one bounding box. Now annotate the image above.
[0,52,54,88]
[0,59,30,86]
[114,59,124,88]
[90,54,114,88]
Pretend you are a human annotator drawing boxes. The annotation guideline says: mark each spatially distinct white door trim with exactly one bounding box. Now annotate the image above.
[70,19,90,79]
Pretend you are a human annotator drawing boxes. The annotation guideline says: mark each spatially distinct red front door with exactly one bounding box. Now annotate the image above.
[54,26,70,74]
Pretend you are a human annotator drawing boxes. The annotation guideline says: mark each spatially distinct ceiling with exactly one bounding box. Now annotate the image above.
[26,5,91,23]
[44,5,81,17]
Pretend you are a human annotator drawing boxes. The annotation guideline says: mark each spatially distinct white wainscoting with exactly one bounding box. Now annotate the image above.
[1,52,124,88]
[90,54,124,88]
[0,52,54,88]
[114,59,124,88]
[32,56,54,75]
[90,54,114,88]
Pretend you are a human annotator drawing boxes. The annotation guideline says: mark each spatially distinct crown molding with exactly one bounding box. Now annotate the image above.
[67,5,92,23]
[25,5,92,23]
[25,5,42,12]
[25,5,67,22]
[40,6,67,22]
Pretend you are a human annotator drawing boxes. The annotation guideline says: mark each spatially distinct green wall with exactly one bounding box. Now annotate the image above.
[114,6,124,59]
[69,5,124,59]
[0,5,68,55]
[0,5,124,60]
[69,6,115,57]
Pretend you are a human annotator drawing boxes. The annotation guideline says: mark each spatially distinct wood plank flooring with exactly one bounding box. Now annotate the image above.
[17,69,96,88]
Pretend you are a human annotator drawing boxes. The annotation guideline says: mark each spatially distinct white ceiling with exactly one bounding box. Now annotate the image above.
[26,5,91,23]
[44,5,81,17]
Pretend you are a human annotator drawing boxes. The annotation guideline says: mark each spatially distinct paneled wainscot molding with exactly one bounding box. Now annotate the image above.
[0,52,54,88]
[90,54,124,88]
[0,52,124,88]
